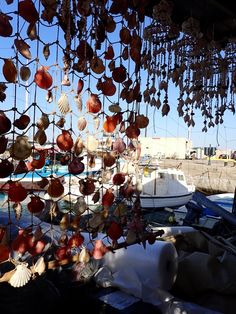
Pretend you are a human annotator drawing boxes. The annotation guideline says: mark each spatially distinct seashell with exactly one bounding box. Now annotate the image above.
[79,178,95,195]
[46,89,53,103]
[93,116,100,130]
[103,152,116,167]
[112,66,127,83]
[8,182,27,202]
[102,189,114,207]
[61,73,70,86]
[73,196,87,215]
[55,117,65,128]
[14,160,28,175]
[0,13,13,37]
[0,111,11,135]
[77,79,84,94]
[125,124,140,139]
[34,66,53,90]
[32,256,46,276]
[36,113,50,130]
[74,94,83,112]
[13,114,30,130]
[0,135,8,154]
[13,202,22,221]
[34,129,47,145]
[77,116,87,131]
[3,59,17,83]
[9,263,31,288]
[60,214,70,231]
[135,114,149,129]
[90,57,105,74]
[18,0,39,24]
[79,247,90,263]
[101,169,112,184]
[84,135,99,152]
[43,44,50,60]
[109,103,121,113]
[47,178,64,198]
[9,136,32,160]
[74,136,84,156]
[105,136,113,148]
[14,39,31,60]
[104,45,114,60]
[112,137,126,153]
[68,157,85,175]
[0,159,14,178]
[20,66,31,81]
[57,130,73,151]
[103,116,117,133]
[27,23,37,40]
[58,93,70,115]
[86,94,102,114]
[88,213,104,229]
[76,40,93,60]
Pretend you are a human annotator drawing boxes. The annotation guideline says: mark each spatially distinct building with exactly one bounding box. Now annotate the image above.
[139,137,192,160]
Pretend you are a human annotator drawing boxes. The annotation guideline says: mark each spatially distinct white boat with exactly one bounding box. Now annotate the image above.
[139,165,195,210]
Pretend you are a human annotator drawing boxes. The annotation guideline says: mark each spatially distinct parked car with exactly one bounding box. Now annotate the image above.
[219,154,230,159]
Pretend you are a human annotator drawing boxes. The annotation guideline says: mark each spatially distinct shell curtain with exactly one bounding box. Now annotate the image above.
[0,0,235,285]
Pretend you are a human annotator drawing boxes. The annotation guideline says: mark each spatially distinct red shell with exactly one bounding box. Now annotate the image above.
[0,159,14,178]
[76,40,93,60]
[67,233,84,248]
[0,13,13,37]
[0,135,8,154]
[102,189,115,207]
[27,196,45,214]
[0,244,10,262]
[103,152,116,167]
[112,172,126,185]
[68,157,85,175]
[18,0,39,24]
[125,124,140,139]
[47,178,64,198]
[55,246,70,261]
[56,130,74,151]
[112,66,127,83]
[103,116,117,133]
[79,178,95,195]
[8,182,27,202]
[0,112,11,135]
[104,45,114,60]
[107,222,123,241]
[34,66,53,90]
[86,94,102,114]
[77,79,84,94]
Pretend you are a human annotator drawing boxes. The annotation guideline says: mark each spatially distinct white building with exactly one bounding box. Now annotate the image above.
[139,137,192,160]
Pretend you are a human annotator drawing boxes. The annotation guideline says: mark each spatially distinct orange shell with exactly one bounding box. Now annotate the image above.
[34,66,53,90]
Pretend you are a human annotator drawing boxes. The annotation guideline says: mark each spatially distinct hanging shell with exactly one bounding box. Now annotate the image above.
[58,93,70,115]
[9,263,31,288]
[60,214,70,231]
[77,116,87,131]
[31,256,46,276]
[74,94,83,112]
[73,196,87,215]
[27,23,37,40]
[93,116,100,130]
[13,202,22,221]
[3,59,17,83]
[79,247,90,263]
[20,66,31,81]
[36,113,50,130]
[34,129,47,145]
[61,73,70,86]
[14,39,32,60]
[9,136,32,160]
[43,43,50,60]
[109,103,121,113]
[84,135,99,153]
[74,136,84,156]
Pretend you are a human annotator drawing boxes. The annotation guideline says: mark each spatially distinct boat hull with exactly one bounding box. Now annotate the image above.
[140,192,193,209]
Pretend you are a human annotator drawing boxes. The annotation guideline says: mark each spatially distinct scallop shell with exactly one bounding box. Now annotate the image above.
[34,129,47,145]
[73,196,87,215]
[20,66,31,81]
[58,93,70,115]
[9,264,31,288]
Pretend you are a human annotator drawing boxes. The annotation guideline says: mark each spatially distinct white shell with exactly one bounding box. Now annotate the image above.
[84,135,99,153]
[58,93,70,115]
[9,264,31,288]
[79,247,90,263]
[74,94,83,112]
[77,116,87,131]
[32,257,46,275]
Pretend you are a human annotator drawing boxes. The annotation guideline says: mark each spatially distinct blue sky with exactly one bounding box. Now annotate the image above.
[1,1,235,151]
